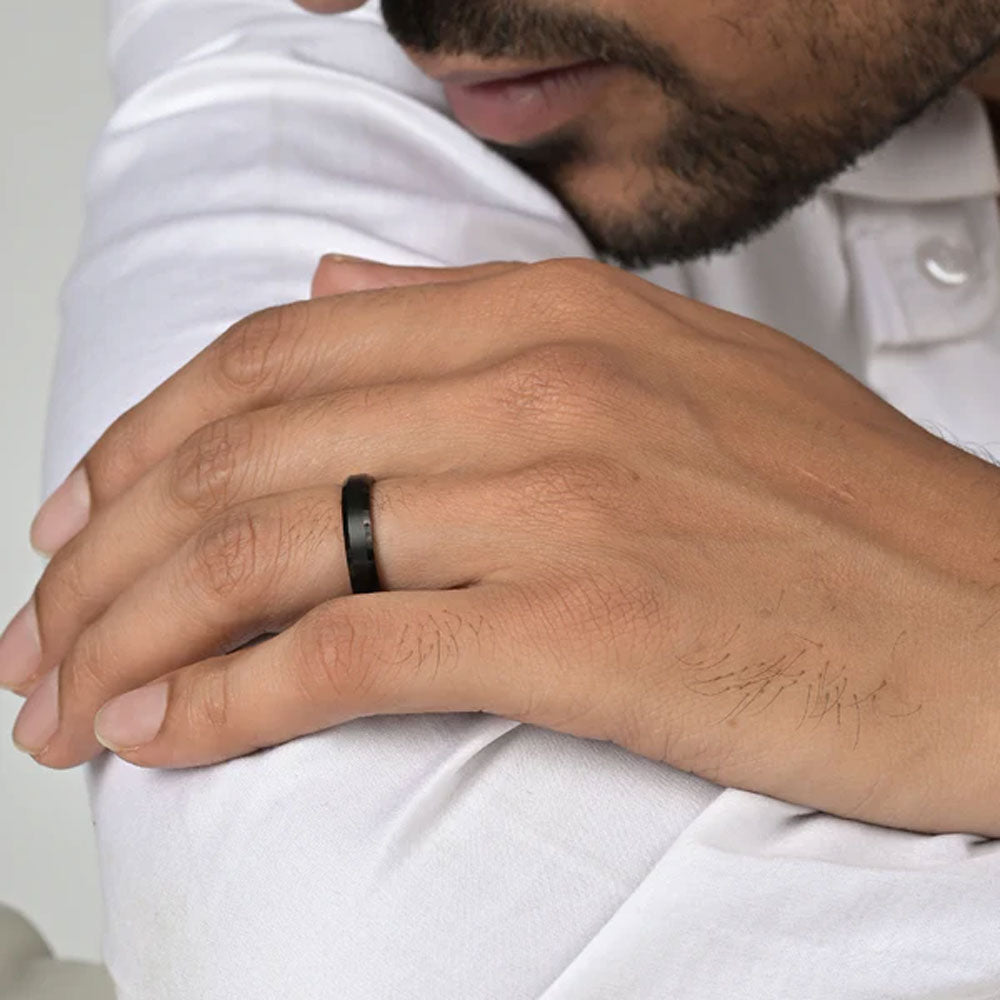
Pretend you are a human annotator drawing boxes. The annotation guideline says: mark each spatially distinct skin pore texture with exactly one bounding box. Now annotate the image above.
[373,0,1000,268]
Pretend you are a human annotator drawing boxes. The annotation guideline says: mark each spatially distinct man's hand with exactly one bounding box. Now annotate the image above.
[4,256,1000,836]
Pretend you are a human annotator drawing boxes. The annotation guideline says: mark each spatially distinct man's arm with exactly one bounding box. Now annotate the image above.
[45,4,726,998]
[46,0,591,487]
[33,3,1000,997]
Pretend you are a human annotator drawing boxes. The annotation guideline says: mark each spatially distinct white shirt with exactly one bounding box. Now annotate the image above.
[48,1,1000,996]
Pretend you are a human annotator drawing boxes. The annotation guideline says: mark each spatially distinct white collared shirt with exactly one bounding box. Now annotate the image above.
[50,2,1000,996]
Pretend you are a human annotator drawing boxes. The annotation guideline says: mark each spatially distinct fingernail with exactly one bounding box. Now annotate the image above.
[0,600,42,691]
[31,467,91,556]
[95,681,169,752]
[12,667,60,756]
[321,253,375,264]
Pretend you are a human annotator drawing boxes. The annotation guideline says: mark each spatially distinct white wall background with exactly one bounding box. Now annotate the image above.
[0,2,111,965]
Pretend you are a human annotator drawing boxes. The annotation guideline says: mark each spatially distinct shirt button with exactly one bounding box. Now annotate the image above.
[916,236,977,288]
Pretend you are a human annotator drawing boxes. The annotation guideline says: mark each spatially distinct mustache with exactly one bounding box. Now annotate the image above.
[378,0,695,97]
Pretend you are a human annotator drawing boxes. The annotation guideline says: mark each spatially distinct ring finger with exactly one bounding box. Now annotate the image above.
[25,361,563,693]
[23,471,509,767]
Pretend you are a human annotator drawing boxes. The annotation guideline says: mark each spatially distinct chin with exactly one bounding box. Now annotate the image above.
[523,160,715,268]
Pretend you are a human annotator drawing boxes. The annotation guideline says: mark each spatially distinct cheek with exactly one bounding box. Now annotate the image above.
[590,71,671,147]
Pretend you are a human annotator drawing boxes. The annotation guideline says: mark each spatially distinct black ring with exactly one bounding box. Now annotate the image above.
[341,474,384,594]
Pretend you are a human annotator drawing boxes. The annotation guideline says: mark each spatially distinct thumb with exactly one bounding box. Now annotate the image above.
[311,255,526,298]
[91,590,508,770]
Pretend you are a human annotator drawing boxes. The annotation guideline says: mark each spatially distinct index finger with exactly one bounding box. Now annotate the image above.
[29,259,531,554]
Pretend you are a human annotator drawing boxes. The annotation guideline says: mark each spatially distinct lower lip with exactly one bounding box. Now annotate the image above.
[442,60,616,144]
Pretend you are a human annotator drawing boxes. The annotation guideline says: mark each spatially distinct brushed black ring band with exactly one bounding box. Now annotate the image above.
[341,474,383,594]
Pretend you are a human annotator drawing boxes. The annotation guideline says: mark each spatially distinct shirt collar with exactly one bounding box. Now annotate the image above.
[827,87,1000,202]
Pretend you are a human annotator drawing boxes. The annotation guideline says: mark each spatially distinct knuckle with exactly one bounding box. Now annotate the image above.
[297,604,383,705]
[168,417,254,516]
[492,341,625,427]
[62,628,119,703]
[527,256,611,294]
[34,547,89,624]
[188,504,277,602]
[84,407,156,502]
[213,304,305,395]
[522,257,622,328]
[189,664,234,734]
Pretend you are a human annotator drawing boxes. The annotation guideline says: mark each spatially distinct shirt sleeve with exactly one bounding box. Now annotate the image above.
[45,0,593,487]
[48,6,1000,997]
[49,3,725,997]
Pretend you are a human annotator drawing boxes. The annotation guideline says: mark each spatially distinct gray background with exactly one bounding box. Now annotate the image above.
[0,2,111,964]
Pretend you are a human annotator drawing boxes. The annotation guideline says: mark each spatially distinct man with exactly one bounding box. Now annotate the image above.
[3,0,1000,995]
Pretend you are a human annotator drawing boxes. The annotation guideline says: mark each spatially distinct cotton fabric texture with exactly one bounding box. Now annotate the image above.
[41,1,1000,997]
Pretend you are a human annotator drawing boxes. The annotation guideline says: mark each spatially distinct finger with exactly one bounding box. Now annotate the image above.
[311,257,524,298]
[26,473,512,768]
[90,586,512,769]
[311,258,806,364]
[30,256,774,557]
[29,258,525,556]
[26,356,583,694]
[293,0,367,11]
[54,257,569,516]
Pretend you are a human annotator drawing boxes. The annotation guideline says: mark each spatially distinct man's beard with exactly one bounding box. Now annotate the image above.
[381,0,1000,269]
[479,104,853,270]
